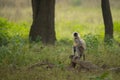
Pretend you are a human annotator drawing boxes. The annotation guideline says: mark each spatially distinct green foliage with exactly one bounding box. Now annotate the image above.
[0,17,10,46]
[0,17,30,46]
[84,33,99,51]
[0,39,120,80]
[114,21,120,41]
[114,21,120,34]
[0,46,24,66]
[6,22,29,39]
[0,36,28,66]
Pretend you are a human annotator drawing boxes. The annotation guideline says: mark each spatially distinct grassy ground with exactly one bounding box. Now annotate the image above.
[0,1,120,80]
[0,41,120,80]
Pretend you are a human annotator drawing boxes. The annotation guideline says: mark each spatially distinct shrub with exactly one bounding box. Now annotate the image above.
[0,17,10,46]
[83,33,99,51]
[0,36,28,66]
[0,17,30,46]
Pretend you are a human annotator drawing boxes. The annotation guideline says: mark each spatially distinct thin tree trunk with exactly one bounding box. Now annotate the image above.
[29,0,56,44]
[101,0,114,42]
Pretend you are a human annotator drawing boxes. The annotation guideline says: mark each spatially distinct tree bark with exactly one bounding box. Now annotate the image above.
[29,0,56,44]
[101,0,114,42]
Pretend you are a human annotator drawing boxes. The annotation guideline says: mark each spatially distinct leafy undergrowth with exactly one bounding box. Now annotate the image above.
[0,17,30,46]
[0,38,120,80]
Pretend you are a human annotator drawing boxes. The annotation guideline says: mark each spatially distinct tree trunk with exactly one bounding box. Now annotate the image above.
[29,0,56,44]
[101,0,114,42]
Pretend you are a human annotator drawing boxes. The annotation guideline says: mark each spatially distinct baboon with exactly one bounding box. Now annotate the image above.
[73,32,86,60]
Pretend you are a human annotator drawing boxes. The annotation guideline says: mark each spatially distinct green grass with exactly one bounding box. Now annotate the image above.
[0,2,120,80]
[0,40,120,80]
